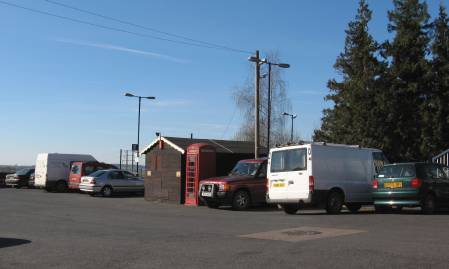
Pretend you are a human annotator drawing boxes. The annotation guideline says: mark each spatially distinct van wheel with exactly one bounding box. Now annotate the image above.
[346,204,362,213]
[282,204,299,215]
[102,186,113,197]
[422,194,436,215]
[232,190,251,210]
[55,181,67,193]
[326,191,343,214]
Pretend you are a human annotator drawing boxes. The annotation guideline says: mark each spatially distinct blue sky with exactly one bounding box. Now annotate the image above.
[1,0,447,165]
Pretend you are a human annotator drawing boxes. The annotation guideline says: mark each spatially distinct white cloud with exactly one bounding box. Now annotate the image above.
[55,38,189,64]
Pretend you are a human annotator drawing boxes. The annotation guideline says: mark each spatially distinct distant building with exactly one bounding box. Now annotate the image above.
[140,136,263,204]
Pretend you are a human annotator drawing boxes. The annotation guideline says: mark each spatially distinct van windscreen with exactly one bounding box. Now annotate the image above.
[271,148,307,173]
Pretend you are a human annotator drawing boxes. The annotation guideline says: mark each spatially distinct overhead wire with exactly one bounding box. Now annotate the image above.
[44,0,252,54]
[0,0,252,54]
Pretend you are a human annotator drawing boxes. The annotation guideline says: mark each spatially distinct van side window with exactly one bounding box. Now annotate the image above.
[271,148,307,173]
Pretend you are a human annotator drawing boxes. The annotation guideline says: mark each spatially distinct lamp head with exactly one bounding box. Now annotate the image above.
[278,63,290,68]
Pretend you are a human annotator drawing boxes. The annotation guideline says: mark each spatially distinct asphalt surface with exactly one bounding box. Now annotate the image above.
[1,188,449,269]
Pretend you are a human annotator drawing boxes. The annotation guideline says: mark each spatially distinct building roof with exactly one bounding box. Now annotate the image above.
[141,136,265,155]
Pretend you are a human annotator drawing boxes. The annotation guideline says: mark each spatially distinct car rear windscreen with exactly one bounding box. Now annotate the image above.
[271,148,307,173]
[377,164,416,178]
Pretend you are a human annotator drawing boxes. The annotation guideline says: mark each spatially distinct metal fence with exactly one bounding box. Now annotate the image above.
[432,149,449,166]
[119,149,145,177]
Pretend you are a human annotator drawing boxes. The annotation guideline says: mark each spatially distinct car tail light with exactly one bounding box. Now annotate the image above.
[373,179,378,189]
[309,176,314,192]
[411,178,422,188]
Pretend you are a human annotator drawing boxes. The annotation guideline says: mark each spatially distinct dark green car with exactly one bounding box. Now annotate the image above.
[372,163,449,214]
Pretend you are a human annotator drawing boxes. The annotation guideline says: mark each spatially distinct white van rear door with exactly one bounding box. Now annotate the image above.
[269,147,310,201]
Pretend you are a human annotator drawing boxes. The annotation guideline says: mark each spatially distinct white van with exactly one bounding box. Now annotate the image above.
[34,153,96,192]
[267,143,388,214]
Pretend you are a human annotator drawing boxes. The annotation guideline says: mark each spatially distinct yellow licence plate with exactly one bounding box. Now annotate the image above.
[272,183,285,188]
[384,182,403,188]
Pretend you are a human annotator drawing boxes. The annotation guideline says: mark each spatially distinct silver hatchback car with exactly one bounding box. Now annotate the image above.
[79,169,144,197]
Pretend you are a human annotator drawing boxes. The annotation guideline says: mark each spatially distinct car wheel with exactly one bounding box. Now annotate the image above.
[205,200,220,209]
[232,190,251,211]
[282,204,299,215]
[326,191,344,214]
[422,194,436,215]
[102,186,113,197]
[55,181,67,193]
[346,204,362,213]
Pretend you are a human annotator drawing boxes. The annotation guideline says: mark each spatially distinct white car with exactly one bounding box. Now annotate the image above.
[79,169,144,197]
[267,142,388,214]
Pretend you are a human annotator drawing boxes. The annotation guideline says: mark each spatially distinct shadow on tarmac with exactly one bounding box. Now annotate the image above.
[0,238,31,249]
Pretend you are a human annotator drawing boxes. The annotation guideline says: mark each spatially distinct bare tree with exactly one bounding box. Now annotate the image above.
[233,51,294,147]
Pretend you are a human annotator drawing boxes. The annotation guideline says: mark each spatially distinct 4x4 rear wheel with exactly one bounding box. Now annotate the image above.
[422,194,436,215]
[282,204,299,215]
[326,191,344,214]
[232,190,251,211]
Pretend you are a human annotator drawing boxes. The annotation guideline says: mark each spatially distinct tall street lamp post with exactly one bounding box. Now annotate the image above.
[124,92,156,175]
[260,60,290,150]
[282,112,297,142]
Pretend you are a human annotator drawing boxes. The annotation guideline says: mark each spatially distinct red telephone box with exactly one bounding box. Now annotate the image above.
[185,143,216,206]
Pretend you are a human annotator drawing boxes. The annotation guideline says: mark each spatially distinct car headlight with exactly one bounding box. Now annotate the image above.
[218,183,230,192]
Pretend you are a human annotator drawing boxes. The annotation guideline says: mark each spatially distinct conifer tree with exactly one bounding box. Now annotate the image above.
[314,0,385,148]
[384,0,431,161]
[427,4,449,156]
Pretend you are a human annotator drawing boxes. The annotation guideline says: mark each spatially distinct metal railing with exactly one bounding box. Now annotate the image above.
[119,149,145,177]
[432,149,449,166]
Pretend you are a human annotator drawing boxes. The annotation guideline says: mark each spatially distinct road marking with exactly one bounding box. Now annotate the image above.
[239,226,365,242]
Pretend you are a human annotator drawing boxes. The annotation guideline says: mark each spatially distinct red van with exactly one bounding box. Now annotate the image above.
[68,161,116,190]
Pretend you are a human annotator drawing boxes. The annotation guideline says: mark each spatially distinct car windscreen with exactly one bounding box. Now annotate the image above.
[377,164,416,178]
[16,168,33,176]
[270,148,307,173]
[89,170,106,177]
[229,162,261,176]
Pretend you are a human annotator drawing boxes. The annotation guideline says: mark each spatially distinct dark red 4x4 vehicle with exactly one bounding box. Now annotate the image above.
[199,158,267,210]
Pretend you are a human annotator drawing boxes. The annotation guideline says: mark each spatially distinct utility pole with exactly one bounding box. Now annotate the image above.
[254,50,260,159]
[267,62,272,151]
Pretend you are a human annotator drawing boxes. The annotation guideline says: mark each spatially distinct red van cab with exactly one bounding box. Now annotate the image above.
[68,161,116,190]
